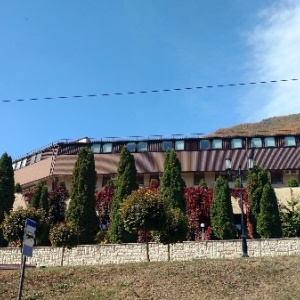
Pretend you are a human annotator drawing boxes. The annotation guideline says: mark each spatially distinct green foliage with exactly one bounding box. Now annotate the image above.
[49,182,69,225]
[247,165,269,238]
[39,186,49,215]
[233,178,241,188]
[94,229,109,244]
[120,189,167,233]
[288,177,299,187]
[210,177,237,240]
[257,182,282,238]
[154,208,188,244]
[280,189,300,237]
[15,183,22,193]
[1,207,49,246]
[161,149,186,212]
[66,147,98,244]
[0,152,15,246]
[109,146,138,243]
[49,222,79,249]
[29,183,44,209]
[198,179,207,188]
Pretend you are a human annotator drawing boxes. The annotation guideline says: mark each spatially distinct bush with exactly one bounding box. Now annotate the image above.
[49,222,79,249]
[1,207,49,246]
[94,230,109,244]
[288,177,299,187]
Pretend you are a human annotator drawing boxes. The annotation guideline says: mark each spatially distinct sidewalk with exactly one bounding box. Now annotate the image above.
[0,264,36,270]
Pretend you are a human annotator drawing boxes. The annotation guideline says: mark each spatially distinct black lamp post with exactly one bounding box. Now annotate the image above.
[225,155,254,258]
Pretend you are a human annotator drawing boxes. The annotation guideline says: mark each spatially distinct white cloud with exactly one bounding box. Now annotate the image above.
[240,0,300,122]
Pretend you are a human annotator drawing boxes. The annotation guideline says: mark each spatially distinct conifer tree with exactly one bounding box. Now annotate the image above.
[66,147,97,244]
[39,186,49,216]
[29,183,43,209]
[247,165,269,237]
[257,182,282,238]
[161,148,186,212]
[210,176,236,239]
[109,146,138,243]
[0,152,15,246]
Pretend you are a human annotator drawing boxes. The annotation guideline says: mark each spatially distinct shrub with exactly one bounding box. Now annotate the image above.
[288,177,299,187]
[49,222,79,249]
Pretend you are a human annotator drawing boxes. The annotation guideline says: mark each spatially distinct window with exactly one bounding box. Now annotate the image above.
[264,137,275,147]
[231,139,242,149]
[103,143,112,153]
[21,159,27,168]
[194,173,205,185]
[36,153,42,162]
[138,141,148,152]
[126,142,136,152]
[30,155,36,164]
[251,138,262,148]
[175,140,184,150]
[285,136,296,147]
[270,171,283,184]
[16,161,22,170]
[12,163,16,170]
[212,139,222,149]
[162,141,172,151]
[91,143,101,153]
[200,140,210,150]
[137,175,144,187]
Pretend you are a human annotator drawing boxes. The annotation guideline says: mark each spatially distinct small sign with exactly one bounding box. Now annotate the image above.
[22,219,36,257]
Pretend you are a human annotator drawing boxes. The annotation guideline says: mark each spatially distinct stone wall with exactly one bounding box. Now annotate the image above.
[1,238,300,267]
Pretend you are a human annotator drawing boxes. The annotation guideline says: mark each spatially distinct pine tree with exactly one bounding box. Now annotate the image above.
[0,152,15,246]
[210,176,236,240]
[109,146,138,243]
[257,182,282,238]
[161,148,186,212]
[66,147,97,244]
[247,165,269,238]
[39,186,49,216]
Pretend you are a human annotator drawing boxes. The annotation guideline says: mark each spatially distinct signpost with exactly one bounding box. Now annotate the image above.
[18,218,37,300]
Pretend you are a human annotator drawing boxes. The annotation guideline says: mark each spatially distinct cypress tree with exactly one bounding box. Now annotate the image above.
[257,182,282,238]
[109,146,138,243]
[39,186,49,216]
[0,152,15,246]
[66,147,97,244]
[247,165,269,238]
[161,148,186,212]
[210,176,236,240]
[29,183,43,209]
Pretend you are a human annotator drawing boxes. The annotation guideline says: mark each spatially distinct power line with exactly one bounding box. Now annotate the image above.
[1,78,298,103]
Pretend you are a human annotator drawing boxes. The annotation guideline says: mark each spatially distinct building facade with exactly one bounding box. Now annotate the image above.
[13,133,300,194]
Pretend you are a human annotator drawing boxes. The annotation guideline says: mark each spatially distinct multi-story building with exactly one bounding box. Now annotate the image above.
[13,133,300,194]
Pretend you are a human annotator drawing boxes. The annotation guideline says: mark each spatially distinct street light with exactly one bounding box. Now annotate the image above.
[200,223,205,241]
[225,155,254,258]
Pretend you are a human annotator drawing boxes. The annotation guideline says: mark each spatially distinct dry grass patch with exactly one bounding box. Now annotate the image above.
[1,256,300,299]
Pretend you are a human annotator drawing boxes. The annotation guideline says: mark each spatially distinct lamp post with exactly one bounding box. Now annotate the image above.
[200,223,205,241]
[225,155,253,258]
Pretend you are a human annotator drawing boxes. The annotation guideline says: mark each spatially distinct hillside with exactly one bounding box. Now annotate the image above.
[207,113,300,137]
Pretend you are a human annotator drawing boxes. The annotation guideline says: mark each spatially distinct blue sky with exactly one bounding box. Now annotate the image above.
[1,1,300,159]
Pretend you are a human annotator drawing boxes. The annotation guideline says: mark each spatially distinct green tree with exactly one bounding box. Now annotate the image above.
[210,176,236,240]
[49,222,79,266]
[257,182,282,238]
[247,165,269,238]
[1,207,49,246]
[0,152,15,246]
[161,148,186,212]
[120,188,167,261]
[15,183,22,194]
[109,146,138,243]
[66,147,98,244]
[280,189,300,237]
[29,183,43,209]
[39,186,49,215]
[288,177,299,187]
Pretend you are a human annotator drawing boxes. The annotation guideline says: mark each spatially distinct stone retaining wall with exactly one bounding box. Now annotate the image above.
[1,239,300,267]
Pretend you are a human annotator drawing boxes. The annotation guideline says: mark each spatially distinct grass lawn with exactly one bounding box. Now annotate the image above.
[1,256,300,299]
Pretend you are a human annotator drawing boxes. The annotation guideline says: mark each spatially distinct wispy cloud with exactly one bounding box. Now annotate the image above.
[240,0,300,122]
